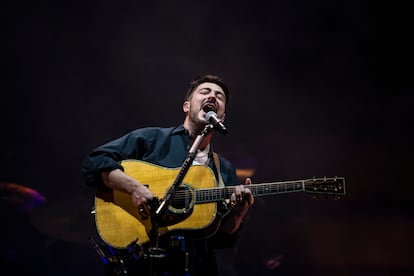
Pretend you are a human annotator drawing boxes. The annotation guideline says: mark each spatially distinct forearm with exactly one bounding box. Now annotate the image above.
[101,169,142,194]
[221,179,254,234]
[101,169,153,209]
[220,209,246,234]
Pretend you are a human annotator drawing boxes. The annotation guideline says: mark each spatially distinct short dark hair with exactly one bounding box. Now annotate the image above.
[184,74,230,105]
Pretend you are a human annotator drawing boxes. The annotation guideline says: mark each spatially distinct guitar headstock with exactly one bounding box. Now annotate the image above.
[304,177,346,198]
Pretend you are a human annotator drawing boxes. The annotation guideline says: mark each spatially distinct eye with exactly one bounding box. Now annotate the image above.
[216,92,225,100]
[200,88,211,95]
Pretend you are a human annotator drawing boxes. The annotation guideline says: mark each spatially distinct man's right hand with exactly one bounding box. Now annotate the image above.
[101,169,154,212]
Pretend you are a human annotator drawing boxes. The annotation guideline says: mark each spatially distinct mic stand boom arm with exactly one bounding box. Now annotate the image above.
[154,124,214,223]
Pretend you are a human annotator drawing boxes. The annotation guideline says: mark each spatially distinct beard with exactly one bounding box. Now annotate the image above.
[188,107,208,136]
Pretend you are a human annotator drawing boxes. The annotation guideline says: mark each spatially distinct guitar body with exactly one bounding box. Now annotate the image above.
[95,160,220,248]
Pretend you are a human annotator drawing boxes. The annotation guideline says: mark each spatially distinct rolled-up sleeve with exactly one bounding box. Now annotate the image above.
[81,129,150,187]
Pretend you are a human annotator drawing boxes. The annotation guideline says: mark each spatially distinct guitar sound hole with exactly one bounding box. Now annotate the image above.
[169,185,193,213]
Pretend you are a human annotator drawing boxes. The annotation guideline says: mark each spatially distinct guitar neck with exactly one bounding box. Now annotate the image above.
[196,181,304,204]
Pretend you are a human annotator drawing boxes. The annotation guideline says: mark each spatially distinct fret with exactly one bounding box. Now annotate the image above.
[195,181,305,203]
[193,177,345,204]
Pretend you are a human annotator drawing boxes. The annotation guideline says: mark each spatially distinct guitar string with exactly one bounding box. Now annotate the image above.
[133,180,343,199]
[145,181,311,201]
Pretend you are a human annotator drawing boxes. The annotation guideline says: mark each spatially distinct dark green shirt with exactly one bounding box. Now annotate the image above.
[82,124,239,275]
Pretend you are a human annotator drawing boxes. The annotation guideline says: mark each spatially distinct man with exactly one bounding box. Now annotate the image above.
[82,74,254,275]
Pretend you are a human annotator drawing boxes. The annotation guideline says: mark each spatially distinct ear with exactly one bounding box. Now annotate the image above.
[183,101,190,112]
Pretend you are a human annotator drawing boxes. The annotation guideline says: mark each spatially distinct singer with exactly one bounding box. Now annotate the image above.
[82,74,254,276]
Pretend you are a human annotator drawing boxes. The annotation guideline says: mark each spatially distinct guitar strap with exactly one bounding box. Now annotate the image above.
[212,152,225,188]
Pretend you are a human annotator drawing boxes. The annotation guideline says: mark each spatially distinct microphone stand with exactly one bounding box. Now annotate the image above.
[155,123,214,220]
[147,123,215,275]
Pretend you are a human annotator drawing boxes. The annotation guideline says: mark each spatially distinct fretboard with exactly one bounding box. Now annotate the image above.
[195,181,304,204]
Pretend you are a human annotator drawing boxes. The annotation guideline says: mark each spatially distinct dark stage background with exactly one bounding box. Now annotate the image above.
[2,0,412,275]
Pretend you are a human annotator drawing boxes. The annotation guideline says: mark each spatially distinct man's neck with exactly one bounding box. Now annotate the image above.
[183,122,213,150]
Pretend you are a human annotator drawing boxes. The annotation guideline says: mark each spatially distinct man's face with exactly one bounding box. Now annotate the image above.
[183,82,226,125]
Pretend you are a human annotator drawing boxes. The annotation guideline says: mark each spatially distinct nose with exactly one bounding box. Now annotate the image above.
[207,94,217,102]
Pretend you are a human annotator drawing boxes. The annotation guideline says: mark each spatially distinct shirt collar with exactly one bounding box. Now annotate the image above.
[172,124,214,155]
[171,124,188,135]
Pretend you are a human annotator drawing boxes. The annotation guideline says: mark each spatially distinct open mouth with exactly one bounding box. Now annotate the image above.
[202,103,217,113]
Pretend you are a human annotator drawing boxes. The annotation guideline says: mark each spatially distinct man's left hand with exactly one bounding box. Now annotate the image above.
[230,178,254,217]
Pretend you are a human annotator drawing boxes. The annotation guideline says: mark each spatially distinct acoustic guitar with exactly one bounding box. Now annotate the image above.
[94,160,345,248]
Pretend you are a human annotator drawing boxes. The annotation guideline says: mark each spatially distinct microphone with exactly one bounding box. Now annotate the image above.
[206,111,228,134]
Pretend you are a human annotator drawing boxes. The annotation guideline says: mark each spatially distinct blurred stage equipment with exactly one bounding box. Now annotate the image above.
[0,181,46,212]
[233,157,257,179]
[29,195,95,243]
